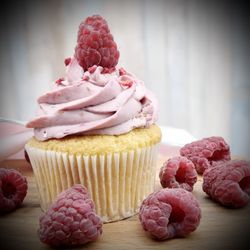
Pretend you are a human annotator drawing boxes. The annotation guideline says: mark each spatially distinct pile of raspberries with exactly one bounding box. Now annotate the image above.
[140,136,250,240]
[159,136,250,209]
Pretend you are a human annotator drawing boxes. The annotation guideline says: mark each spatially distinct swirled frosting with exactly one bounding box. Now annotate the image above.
[27,58,158,141]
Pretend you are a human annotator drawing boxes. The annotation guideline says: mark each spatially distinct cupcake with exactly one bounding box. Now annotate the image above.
[25,15,161,222]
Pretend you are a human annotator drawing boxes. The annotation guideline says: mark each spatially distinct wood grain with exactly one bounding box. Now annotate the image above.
[0,157,250,250]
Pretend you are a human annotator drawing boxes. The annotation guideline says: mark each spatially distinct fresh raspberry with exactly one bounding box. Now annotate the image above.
[39,184,102,247]
[203,160,250,208]
[159,156,197,192]
[82,75,89,81]
[180,136,231,174]
[75,15,119,71]
[139,188,201,240]
[0,168,28,213]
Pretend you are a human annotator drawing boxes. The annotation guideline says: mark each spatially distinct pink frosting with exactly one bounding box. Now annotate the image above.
[27,58,159,141]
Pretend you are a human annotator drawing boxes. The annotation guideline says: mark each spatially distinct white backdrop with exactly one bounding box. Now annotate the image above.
[0,0,249,157]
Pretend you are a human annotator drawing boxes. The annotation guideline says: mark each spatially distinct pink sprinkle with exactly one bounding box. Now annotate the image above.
[101,67,116,74]
[55,78,64,84]
[64,57,71,66]
[82,75,89,81]
[119,67,128,76]
[119,75,134,88]
[88,65,97,74]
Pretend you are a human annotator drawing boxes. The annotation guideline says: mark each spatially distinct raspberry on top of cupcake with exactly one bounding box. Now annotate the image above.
[26,15,159,141]
[75,15,119,70]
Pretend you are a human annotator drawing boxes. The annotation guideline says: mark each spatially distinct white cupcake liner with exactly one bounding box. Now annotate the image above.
[25,144,159,222]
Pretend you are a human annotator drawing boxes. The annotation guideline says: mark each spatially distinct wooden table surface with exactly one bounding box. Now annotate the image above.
[0,150,250,250]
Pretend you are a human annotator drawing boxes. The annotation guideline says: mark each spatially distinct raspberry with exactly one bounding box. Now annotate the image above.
[139,188,201,240]
[39,184,102,247]
[159,157,197,191]
[75,15,119,71]
[0,168,28,213]
[180,136,231,174]
[203,160,250,208]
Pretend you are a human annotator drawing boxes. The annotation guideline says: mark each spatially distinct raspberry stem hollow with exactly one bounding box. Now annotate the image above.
[159,156,197,192]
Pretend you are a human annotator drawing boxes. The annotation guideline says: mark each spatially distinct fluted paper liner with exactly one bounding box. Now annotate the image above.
[25,144,159,222]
